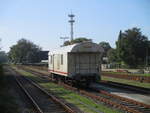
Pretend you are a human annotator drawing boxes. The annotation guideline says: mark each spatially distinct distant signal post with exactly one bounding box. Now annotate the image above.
[60,37,69,43]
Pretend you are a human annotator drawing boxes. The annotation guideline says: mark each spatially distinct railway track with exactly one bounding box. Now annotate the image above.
[16,66,150,113]
[100,80,150,94]
[102,72,150,83]
[89,86,150,113]
[9,68,76,113]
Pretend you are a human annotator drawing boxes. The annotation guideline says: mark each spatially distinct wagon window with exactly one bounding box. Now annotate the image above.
[61,54,63,65]
[50,56,53,64]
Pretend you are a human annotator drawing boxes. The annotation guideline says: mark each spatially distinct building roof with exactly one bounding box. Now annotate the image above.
[49,42,104,55]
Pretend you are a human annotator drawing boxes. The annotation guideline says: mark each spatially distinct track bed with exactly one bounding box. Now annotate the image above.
[16,66,150,113]
[9,68,75,113]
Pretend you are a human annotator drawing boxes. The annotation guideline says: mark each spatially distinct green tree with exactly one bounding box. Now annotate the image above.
[116,30,122,62]
[116,27,149,67]
[63,37,92,46]
[0,51,8,63]
[63,41,71,46]
[146,41,150,66]
[107,48,118,63]
[8,38,42,63]
[99,41,111,57]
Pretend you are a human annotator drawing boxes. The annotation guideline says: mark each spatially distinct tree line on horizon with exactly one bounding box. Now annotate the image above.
[0,27,149,68]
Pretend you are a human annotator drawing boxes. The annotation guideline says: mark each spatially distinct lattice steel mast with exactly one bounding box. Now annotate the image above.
[68,13,75,41]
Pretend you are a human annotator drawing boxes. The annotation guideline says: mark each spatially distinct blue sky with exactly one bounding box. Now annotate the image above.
[0,0,150,52]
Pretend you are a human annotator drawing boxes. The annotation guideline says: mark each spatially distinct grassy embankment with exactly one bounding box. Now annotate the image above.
[12,66,122,113]
[102,71,150,77]
[0,65,18,113]
[101,76,150,89]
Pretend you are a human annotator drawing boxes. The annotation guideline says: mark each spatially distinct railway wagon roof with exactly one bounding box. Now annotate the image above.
[48,42,104,55]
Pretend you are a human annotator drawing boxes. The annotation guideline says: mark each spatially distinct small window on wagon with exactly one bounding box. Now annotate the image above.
[50,56,53,64]
[61,54,63,65]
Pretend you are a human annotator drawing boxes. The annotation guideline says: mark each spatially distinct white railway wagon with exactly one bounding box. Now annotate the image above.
[48,41,104,84]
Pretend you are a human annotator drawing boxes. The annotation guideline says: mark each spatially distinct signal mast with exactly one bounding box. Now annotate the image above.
[68,13,75,41]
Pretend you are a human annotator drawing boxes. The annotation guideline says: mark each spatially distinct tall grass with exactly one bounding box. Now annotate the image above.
[0,64,4,87]
[0,64,18,113]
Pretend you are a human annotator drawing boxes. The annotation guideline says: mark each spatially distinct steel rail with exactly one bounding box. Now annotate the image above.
[13,70,43,113]
[11,68,76,113]
[100,80,150,94]
[102,72,150,83]
[17,66,149,113]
